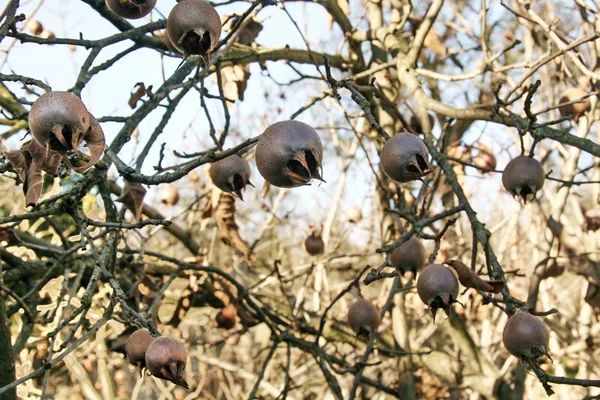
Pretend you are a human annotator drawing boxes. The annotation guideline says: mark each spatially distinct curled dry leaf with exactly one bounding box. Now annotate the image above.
[116,182,147,221]
[128,83,146,109]
[444,260,505,294]
[4,139,63,207]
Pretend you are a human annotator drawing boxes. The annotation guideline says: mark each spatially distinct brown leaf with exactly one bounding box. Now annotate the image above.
[116,182,147,221]
[21,140,61,176]
[237,18,263,45]
[128,83,146,109]
[444,260,505,294]
[4,149,29,183]
[24,161,44,207]
[212,189,255,265]
[217,65,250,104]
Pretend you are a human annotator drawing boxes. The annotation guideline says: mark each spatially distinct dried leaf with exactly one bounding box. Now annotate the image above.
[237,18,263,45]
[4,149,29,183]
[128,83,146,109]
[21,139,61,176]
[216,65,250,104]
[117,182,147,221]
[444,260,505,294]
[24,161,43,207]
[212,189,255,265]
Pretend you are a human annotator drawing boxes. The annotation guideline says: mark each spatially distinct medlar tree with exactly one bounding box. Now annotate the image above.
[0,0,600,399]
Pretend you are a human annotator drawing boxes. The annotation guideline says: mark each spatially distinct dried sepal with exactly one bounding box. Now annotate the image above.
[117,181,147,221]
[63,113,105,173]
[444,260,505,294]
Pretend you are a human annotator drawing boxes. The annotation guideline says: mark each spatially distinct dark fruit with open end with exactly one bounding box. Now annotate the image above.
[209,154,253,200]
[106,0,157,19]
[125,328,154,369]
[502,311,549,361]
[502,155,545,203]
[380,133,432,183]
[417,263,459,320]
[347,299,380,335]
[391,237,426,276]
[167,0,222,64]
[160,186,180,206]
[145,336,189,389]
[29,91,90,154]
[255,120,323,188]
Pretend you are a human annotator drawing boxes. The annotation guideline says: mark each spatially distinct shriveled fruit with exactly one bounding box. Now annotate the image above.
[29,91,91,153]
[160,186,180,206]
[209,154,253,200]
[502,311,549,361]
[215,304,237,330]
[304,224,324,256]
[125,328,154,369]
[390,237,426,275]
[145,336,189,389]
[502,155,545,203]
[417,263,459,320]
[558,87,590,122]
[106,0,156,19]
[255,120,323,188]
[347,298,380,335]
[167,0,222,64]
[380,133,432,183]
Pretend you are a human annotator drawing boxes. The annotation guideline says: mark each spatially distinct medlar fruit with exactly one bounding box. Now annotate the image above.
[380,133,432,183]
[145,336,189,389]
[502,155,545,203]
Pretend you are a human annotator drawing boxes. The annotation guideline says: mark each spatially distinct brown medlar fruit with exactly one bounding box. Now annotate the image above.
[472,148,497,172]
[216,304,237,330]
[29,91,91,153]
[390,237,426,276]
[167,0,222,64]
[417,263,459,320]
[347,298,381,335]
[585,209,600,231]
[502,155,545,203]
[558,87,590,122]
[304,224,324,256]
[380,133,432,183]
[209,154,253,200]
[255,120,323,188]
[125,328,154,370]
[145,336,189,389]
[26,19,44,35]
[106,0,156,19]
[502,311,549,361]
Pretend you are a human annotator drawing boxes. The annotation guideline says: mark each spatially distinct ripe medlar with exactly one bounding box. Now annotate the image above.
[347,298,381,336]
[390,237,426,276]
[167,0,222,64]
[255,120,323,188]
[159,186,180,206]
[125,328,154,370]
[380,133,432,183]
[106,0,157,19]
[417,263,459,320]
[502,311,549,361]
[145,336,189,389]
[502,155,545,203]
[209,154,253,200]
[304,224,324,256]
[558,87,590,122]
